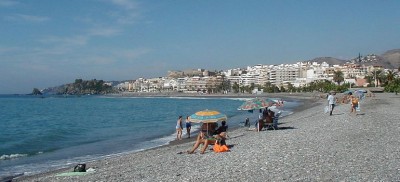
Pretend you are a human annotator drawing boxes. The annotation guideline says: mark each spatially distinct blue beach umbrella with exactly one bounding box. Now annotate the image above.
[189,110,227,135]
[342,90,352,95]
[355,90,365,99]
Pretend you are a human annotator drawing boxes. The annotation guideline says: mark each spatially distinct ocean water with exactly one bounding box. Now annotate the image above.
[0,94,301,178]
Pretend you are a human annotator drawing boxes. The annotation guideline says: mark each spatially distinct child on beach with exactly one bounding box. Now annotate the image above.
[176,116,183,140]
[349,93,359,115]
[185,116,191,138]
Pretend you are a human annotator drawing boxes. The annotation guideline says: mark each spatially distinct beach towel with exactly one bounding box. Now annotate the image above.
[213,143,229,153]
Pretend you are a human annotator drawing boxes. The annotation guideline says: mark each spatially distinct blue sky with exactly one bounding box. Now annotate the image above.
[1,0,399,94]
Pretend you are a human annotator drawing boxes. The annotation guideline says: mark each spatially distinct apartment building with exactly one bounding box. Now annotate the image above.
[128,59,378,93]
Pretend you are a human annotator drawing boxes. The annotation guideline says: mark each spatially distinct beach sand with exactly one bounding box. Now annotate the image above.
[14,93,400,181]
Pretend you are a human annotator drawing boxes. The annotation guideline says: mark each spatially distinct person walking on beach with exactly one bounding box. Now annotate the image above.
[185,116,192,138]
[348,92,359,115]
[327,91,337,116]
[176,116,183,140]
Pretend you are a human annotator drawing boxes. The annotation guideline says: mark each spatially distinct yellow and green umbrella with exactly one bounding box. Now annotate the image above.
[189,110,227,123]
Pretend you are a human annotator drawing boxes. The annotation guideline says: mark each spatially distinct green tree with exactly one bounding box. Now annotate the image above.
[386,70,395,85]
[279,85,286,92]
[249,83,255,93]
[32,88,42,95]
[333,71,344,85]
[263,81,274,93]
[232,82,239,93]
[364,74,374,87]
[287,82,294,92]
[75,79,83,84]
[375,70,388,87]
[384,78,400,94]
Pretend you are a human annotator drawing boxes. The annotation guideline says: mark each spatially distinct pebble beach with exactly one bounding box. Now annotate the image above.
[14,93,400,181]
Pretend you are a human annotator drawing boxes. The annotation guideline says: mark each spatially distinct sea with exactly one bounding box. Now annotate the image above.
[0,94,302,178]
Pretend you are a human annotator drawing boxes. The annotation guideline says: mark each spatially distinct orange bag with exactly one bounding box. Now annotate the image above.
[213,143,229,153]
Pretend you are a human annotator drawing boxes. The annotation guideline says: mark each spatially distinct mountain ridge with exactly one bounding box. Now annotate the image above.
[306,49,400,69]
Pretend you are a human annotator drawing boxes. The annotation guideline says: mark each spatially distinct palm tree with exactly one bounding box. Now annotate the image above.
[386,70,395,85]
[375,70,384,87]
[287,82,294,92]
[333,71,344,85]
[249,83,255,93]
[364,75,374,86]
[263,81,273,93]
[232,82,239,93]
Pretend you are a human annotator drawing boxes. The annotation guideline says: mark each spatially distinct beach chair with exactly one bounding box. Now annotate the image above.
[265,111,281,130]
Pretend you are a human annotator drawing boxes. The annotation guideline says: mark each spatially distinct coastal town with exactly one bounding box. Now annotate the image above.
[115,52,399,94]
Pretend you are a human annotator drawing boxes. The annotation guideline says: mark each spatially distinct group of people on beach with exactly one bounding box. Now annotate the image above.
[327,91,362,116]
[254,107,276,131]
[176,115,229,154]
[176,116,192,140]
[187,121,228,154]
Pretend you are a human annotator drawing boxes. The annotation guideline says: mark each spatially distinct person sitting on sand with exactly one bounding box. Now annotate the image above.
[201,122,217,136]
[187,129,227,154]
[264,109,274,124]
[214,121,227,135]
[187,123,226,154]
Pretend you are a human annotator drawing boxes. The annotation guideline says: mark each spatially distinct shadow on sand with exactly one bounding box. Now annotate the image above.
[332,113,346,116]
[275,126,296,130]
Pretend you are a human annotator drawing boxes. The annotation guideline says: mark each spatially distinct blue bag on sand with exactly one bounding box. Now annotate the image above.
[356,102,361,112]
[324,106,329,113]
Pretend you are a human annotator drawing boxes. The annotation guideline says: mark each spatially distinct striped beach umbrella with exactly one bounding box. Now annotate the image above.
[189,110,227,123]
[237,98,276,111]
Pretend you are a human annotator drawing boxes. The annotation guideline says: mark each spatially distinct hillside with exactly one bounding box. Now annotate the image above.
[307,57,346,65]
[307,49,400,69]
[381,49,400,69]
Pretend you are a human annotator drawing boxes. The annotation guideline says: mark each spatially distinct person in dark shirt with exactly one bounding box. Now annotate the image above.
[215,121,228,134]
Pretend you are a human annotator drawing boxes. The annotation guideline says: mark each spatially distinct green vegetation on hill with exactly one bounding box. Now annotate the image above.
[55,79,114,95]
[31,88,43,95]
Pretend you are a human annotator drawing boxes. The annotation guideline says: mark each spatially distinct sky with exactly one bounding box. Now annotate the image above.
[1,0,400,94]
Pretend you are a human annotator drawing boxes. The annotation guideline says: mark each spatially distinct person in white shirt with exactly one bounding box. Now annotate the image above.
[327,92,337,116]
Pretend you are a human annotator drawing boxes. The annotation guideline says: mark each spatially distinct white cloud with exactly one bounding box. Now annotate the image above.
[0,46,18,55]
[4,14,50,22]
[107,0,140,25]
[113,48,151,60]
[109,0,138,10]
[81,56,117,65]
[88,27,121,37]
[0,0,19,7]
[40,35,88,46]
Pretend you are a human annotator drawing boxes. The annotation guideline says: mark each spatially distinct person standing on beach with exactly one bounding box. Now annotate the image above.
[185,116,192,138]
[348,92,358,115]
[327,92,337,116]
[176,116,183,140]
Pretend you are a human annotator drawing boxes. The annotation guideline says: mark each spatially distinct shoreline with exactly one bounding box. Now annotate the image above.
[18,93,400,181]
[107,91,317,99]
[13,93,319,181]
